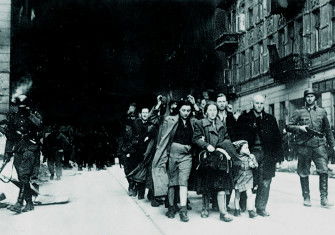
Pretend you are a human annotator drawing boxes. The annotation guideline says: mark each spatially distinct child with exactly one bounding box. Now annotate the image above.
[232,140,258,218]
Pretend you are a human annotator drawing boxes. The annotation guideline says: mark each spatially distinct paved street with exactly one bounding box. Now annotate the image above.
[1,164,335,235]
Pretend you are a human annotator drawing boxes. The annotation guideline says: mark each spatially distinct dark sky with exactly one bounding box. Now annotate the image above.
[12,0,221,124]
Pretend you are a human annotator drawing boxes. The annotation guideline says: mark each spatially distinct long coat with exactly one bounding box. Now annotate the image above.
[193,118,238,193]
[236,110,283,179]
[151,115,195,197]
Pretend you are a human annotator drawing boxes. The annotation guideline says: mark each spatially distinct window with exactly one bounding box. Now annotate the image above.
[231,10,237,32]
[296,18,304,53]
[259,41,264,73]
[258,2,264,20]
[280,101,286,121]
[249,47,254,78]
[238,1,246,32]
[313,9,321,52]
[248,7,254,27]
[278,29,285,57]
[253,45,260,76]
[240,51,246,81]
[288,22,295,54]
[269,104,275,116]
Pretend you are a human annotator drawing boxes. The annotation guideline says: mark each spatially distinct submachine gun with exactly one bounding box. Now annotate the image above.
[305,127,324,138]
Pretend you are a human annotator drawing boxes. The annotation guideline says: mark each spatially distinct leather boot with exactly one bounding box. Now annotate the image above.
[320,174,332,208]
[22,201,34,212]
[8,185,25,213]
[300,177,311,207]
[22,184,34,212]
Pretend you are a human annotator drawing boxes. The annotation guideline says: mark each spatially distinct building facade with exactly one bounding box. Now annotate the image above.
[0,0,10,118]
[215,0,335,129]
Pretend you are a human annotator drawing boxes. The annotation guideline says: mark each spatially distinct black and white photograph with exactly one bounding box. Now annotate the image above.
[0,0,335,234]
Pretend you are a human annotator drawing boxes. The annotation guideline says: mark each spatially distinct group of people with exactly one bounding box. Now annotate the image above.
[0,87,333,218]
[0,99,118,213]
[118,88,335,222]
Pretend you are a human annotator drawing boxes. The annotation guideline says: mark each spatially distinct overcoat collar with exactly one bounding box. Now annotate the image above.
[202,118,223,134]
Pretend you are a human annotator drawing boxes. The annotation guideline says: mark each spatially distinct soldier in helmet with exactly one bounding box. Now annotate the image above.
[287,88,335,208]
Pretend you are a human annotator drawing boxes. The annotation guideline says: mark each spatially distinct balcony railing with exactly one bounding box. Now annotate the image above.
[215,32,239,51]
[269,54,310,82]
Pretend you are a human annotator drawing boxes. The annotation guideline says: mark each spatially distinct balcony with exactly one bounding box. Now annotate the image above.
[216,0,236,9]
[215,32,239,52]
[269,54,311,82]
[217,70,239,100]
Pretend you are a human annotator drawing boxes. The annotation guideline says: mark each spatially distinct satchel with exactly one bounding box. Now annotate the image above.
[198,150,232,173]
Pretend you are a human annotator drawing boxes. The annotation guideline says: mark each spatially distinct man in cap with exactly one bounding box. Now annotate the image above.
[287,88,335,208]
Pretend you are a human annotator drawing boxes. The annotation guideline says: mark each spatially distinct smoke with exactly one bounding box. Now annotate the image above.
[11,75,33,102]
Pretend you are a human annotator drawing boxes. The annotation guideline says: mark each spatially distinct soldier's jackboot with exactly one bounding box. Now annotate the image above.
[320,174,333,208]
[8,185,25,213]
[300,177,311,207]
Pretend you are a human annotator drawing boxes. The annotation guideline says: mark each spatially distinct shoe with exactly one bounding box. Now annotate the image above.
[8,202,23,213]
[138,194,144,200]
[220,213,233,222]
[303,197,312,207]
[147,191,153,201]
[0,193,6,201]
[248,210,257,218]
[22,202,34,212]
[179,207,189,222]
[320,197,333,208]
[300,177,311,207]
[56,176,61,181]
[0,202,8,208]
[151,199,160,207]
[233,209,241,217]
[227,206,233,213]
[128,188,136,197]
[200,208,209,218]
[165,206,176,219]
[256,209,270,217]
[50,174,54,180]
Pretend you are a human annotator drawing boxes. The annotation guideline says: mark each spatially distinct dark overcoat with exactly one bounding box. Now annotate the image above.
[236,110,283,179]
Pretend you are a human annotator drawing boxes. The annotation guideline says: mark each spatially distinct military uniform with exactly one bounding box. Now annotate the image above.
[287,89,335,207]
[6,104,42,213]
[288,106,335,175]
